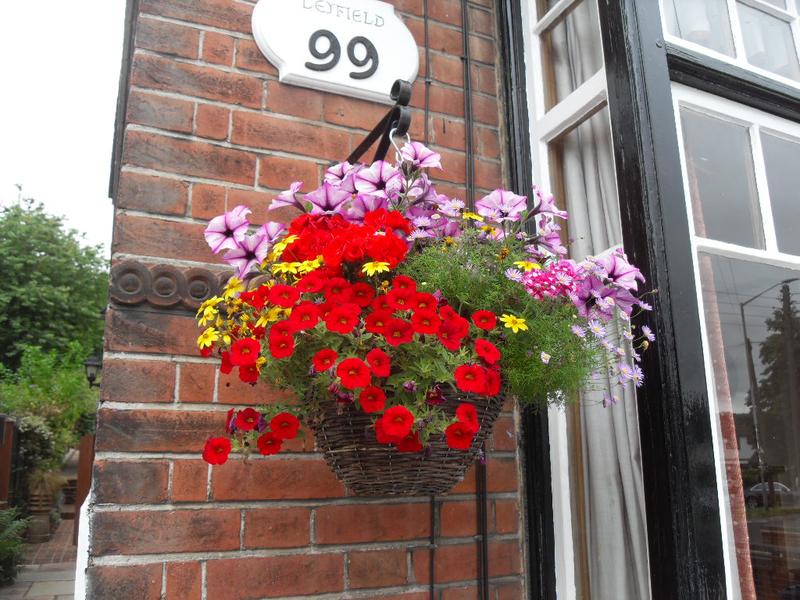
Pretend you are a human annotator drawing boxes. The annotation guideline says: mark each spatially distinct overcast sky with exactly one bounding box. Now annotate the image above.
[0,1,127,257]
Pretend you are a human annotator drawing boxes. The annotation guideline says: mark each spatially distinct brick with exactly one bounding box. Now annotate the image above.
[348,549,407,589]
[469,34,495,65]
[430,53,463,87]
[93,461,169,504]
[408,20,462,56]
[105,308,199,355]
[493,499,519,535]
[235,38,278,75]
[395,0,423,16]
[475,159,503,190]
[243,507,310,549]
[123,130,256,185]
[92,509,240,555]
[413,540,521,584]
[472,64,498,96]
[412,84,465,118]
[489,416,516,452]
[429,0,462,26]
[430,116,466,151]
[494,580,525,600]
[127,90,194,134]
[140,0,253,34]
[477,126,501,158]
[166,562,201,600]
[172,460,209,502]
[117,171,189,216]
[231,112,350,161]
[440,500,477,537]
[195,104,229,141]
[217,371,293,406]
[435,148,467,184]
[323,94,387,131]
[470,7,495,37]
[212,459,344,500]
[101,359,176,404]
[131,53,262,109]
[95,408,222,453]
[473,93,500,126]
[178,362,215,403]
[451,464,475,494]
[227,188,275,225]
[206,554,343,599]
[191,183,226,220]
[441,585,478,599]
[202,31,234,66]
[113,213,215,263]
[136,16,199,59]
[258,155,319,191]
[87,564,161,600]
[315,503,429,544]
[266,81,323,120]
[487,458,518,492]
[489,539,523,577]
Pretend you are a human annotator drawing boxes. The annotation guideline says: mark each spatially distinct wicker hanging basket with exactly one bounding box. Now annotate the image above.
[309,386,504,496]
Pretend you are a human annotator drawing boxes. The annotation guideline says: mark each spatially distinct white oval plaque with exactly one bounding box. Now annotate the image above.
[252,0,419,104]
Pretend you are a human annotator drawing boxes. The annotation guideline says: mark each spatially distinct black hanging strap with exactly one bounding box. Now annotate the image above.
[346,79,413,164]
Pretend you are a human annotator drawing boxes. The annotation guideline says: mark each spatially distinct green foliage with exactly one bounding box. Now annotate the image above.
[0,199,108,370]
[0,508,28,584]
[401,230,600,407]
[0,344,98,468]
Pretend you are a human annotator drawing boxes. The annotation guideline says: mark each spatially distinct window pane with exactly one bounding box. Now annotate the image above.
[680,108,765,248]
[761,0,787,8]
[699,253,800,599]
[738,3,800,81]
[662,0,735,56]
[762,133,800,255]
[541,1,603,110]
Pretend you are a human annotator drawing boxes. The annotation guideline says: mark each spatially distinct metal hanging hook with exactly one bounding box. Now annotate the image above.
[389,127,412,162]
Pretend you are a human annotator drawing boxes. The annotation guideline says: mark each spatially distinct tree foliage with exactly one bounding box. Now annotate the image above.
[0,200,108,369]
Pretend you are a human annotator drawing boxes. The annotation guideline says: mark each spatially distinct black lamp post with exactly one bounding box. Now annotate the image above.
[83,355,102,388]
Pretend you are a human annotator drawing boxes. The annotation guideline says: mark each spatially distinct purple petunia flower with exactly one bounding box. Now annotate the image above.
[475,189,528,223]
[403,380,418,392]
[591,247,645,292]
[401,141,443,170]
[437,197,465,218]
[223,232,270,278]
[354,160,403,200]
[325,162,362,194]
[267,182,307,213]
[258,222,287,246]
[530,186,569,219]
[305,182,352,215]
[204,205,251,254]
[347,194,389,223]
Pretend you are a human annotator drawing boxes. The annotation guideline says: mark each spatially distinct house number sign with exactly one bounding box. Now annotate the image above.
[252,0,419,104]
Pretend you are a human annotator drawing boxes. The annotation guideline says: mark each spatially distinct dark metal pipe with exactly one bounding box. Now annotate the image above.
[476,447,490,600]
[460,0,476,207]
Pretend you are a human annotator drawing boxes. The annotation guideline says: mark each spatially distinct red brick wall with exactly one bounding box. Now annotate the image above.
[89,0,525,598]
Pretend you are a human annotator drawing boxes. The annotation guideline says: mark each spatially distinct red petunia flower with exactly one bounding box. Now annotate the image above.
[411,310,441,335]
[412,293,438,311]
[484,367,502,397]
[366,348,391,377]
[358,386,386,413]
[375,418,402,444]
[475,339,501,365]
[440,305,460,320]
[350,283,375,307]
[200,347,213,358]
[454,364,486,394]
[312,348,338,372]
[225,408,236,433]
[239,364,259,384]
[270,321,295,340]
[252,326,266,339]
[380,405,415,438]
[296,271,327,293]
[387,288,415,311]
[220,351,233,375]
[456,403,480,432]
[289,301,321,331]
[437,317,470,351]
[202,436,232,465]
[269,335,295,359]
[397,430,423,453]
[365,310,393,334]
[367,231,408,267]
[269,284,300,308]
[324,277,352,304]
[325,303,361,334]
[372,294,393,312]
[236,407,261,431]
[472,310,497,330]
[383,319,414,347]
[445,421,476,451]
[392,275,417,293]
[269,412,300,440]
[230,338,260,367]
[336,357,371,389]
[257,431,282,455]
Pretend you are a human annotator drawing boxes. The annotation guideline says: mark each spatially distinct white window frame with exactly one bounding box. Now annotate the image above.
[660,0,800,91]
[672,82,800,600]
[520,1,620,597]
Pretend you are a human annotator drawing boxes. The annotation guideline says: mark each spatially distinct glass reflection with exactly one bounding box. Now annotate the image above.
[541,1,604,110]
[662,0,735,56]
[738,3,800,81]
[701,253,800,598]
[762,133,800,256]
[680,108,765,249]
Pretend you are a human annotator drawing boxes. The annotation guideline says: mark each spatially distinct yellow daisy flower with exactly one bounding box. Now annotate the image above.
[362,261,391,276]
[197,327,220,349]
[462,211,484,222]
[499,314,528,334]
[514,261,541,272]
[222,277,244,300]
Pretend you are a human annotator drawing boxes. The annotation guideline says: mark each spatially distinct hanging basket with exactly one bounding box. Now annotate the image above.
[309,386,505,496]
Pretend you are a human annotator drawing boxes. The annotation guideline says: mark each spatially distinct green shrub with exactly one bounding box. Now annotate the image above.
[0,508,29,584]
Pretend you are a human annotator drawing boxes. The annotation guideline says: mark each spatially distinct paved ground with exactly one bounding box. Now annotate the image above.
[0,521,77,599]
